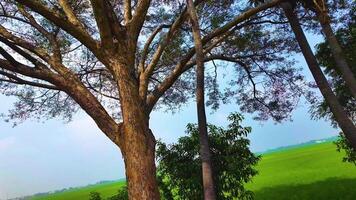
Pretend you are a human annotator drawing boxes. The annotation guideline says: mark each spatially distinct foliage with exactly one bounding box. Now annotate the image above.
[0,0,316,126]
[312,3,356,126]
[311,3,356,163]
[334,133,356,165]
[89,192,102,200]
[87,187,128,200]
[107,187,129,200]
[156,113,260,200]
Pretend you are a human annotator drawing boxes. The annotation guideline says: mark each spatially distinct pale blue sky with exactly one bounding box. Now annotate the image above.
[0,33,339,199]
[0,96,338,199]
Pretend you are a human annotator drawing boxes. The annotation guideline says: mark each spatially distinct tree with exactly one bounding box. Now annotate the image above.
[278,1,356,148]
[156,113,259,199]
[186,0,216,199]
[313,5,356,127]
[156,113,260,200]
[0,0,289,199]
[303,0,356,98]
[313,6,356,162]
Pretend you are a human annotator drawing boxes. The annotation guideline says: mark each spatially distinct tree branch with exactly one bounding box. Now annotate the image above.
[0,25,50,61]
[58,0,85,28]
[128,0,151,40]
[143,0,203,78]
[89,0,115,49]
[0,70,59,90]
[14,0,101,60]
[124,0,132,24]
[145,0,282,111]
[138,24,171,99]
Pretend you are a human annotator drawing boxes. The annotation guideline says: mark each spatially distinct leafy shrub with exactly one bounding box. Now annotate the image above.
[107,187,129,200]
[89,191,102,200]
[156,113,260,200]
[335,133,356,165]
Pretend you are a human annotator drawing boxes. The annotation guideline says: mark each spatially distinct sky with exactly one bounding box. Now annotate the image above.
[0,33,340,199]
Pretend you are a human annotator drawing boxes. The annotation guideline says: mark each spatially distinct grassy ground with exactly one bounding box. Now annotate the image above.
[30,181,125,200]
[247,142,356,200]
[30,141,356,200]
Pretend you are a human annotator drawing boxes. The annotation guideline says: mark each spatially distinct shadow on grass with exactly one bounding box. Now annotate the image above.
[254,177,356,200]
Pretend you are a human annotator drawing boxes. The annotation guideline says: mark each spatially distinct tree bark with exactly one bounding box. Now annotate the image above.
[281,2,356,149]
[121,122,159,200]
[318,20,356,98]
[115,60,160,200]
[186,0,217,199]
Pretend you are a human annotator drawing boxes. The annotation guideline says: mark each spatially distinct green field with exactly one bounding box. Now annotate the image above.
[31,181,125,200]
[247,142,356,200]
[31,141,356,200]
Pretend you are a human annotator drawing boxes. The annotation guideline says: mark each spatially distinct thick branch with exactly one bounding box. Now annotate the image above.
[128,0,151,40]
[124,0,132,23]
[0,25,50,61]
[0,70,59,90]
[58,0,84,28]
[14,0,101,59]
[0,36,48,69]
[90,0,115,49]
[0,56,120,143]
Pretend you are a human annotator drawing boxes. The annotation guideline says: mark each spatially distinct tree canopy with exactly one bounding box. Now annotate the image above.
[0,0,355,198]
[0,0,313,126]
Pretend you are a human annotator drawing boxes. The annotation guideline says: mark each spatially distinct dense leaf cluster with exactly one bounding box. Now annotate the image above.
[156,113,260,200]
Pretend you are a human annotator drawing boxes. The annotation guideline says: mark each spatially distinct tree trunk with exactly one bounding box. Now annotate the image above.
[281,2,356,149]
[318,16,356,98]
[115,61,160,200]
[186,0,217,199]
[121,122,159,200]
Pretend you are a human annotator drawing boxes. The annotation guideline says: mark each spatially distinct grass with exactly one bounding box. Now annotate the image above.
[30,181,125,200]
[247,142,356,200]
[30,141,356,199]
